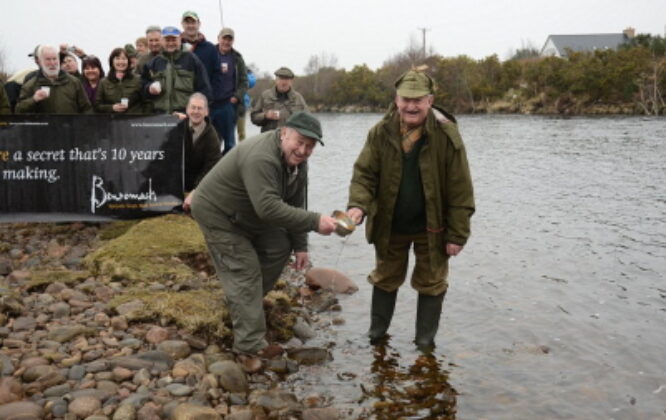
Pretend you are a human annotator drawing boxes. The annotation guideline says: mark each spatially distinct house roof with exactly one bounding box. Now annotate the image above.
[540,33,628,56]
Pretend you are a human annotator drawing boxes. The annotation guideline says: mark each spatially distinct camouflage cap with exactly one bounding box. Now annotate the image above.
[286,111,324,145]
[274,67,295,79]
[182,10,200,21]
[395,69,436,98]
[218,27,235,39]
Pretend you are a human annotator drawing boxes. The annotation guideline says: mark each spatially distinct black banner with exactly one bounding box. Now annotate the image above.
[0,115,184,222]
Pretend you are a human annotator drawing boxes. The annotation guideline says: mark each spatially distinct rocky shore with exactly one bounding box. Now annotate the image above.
[0,216,358,420]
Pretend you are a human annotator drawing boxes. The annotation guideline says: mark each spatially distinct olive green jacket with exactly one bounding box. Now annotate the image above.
[141,50,212,114]
[0,82,9,114]
[250,87,308,132]
[94,75,145,114]
[192,130,319,252]
[347,105,475,272]
[16,70,93,114]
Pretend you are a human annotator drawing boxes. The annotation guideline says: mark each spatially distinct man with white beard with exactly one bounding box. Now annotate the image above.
[16,45,92,114]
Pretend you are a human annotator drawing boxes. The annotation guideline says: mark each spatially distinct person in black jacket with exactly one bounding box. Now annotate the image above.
[173,92,222,212]
[210,27,248,155]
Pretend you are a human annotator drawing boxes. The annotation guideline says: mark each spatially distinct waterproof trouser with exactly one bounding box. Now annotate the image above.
[194,215,291,354]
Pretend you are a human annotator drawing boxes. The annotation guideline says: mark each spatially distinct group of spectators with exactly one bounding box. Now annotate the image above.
[0,10,309,160]
[1,15,477,358]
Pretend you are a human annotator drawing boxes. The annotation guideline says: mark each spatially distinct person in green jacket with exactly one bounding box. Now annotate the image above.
[95,47,145,114]
[190,111,338,357]
[250,67,308,132]
[16,45,92,114]
[346,68,475,352]
[141,26,212,114]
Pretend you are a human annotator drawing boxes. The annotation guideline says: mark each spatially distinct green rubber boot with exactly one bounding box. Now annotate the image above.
[415,292,446,352]
[368,286,397,344]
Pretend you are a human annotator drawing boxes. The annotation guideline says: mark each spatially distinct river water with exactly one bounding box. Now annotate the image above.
[247,114,666,419]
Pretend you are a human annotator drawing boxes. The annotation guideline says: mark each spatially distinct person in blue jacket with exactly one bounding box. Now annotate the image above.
[237,69,256,141]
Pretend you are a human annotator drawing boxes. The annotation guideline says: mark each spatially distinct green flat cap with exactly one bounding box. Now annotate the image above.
[395,69,436,98]
[182,10,200,21]
[286,111,324,145]
[274,67,295,79]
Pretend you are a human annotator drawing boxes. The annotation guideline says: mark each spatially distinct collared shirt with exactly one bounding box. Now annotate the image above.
[189,121,205,144]
[287,165,299,186]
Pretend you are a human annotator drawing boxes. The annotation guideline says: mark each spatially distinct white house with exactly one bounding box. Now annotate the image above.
[540,28,635,57]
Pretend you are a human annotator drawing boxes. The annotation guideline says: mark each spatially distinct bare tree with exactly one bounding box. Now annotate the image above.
[304,51,338,75]
[302,52,339,98]
[637,58,665,115]
[507,39,541,61]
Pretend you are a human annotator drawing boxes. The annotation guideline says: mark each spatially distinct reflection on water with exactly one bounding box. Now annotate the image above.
[246,115,666,419]
[360,342,457,419]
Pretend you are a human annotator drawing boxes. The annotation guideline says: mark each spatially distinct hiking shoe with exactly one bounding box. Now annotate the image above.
[257,343,284,359]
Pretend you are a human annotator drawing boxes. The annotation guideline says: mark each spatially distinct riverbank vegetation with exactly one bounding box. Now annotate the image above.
[252,33,666,116]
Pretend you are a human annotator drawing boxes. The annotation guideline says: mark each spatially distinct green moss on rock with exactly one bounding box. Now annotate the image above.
[264,290,297,342]
[26,270,91,292]
[84,215,207,284]
[98,220,140,241]
[0,279,24,317]
[109,288,231,339]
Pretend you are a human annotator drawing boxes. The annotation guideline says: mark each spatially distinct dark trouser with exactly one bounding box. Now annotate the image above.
[211,100,237,155]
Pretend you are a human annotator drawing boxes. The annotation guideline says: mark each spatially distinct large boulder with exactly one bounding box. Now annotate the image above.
[305,267,358,294]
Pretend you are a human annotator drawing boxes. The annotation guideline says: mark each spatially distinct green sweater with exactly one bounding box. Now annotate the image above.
[191,130,320,252]
[392,137,426,234]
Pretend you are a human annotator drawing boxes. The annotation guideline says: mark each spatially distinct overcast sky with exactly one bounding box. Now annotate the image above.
[1,0,665,76]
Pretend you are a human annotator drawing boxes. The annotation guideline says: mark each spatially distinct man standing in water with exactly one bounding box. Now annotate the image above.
[346,68,475,352]
[191,111,338,358]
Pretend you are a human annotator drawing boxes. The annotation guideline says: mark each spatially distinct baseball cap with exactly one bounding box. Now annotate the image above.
[161,26,181,37]
[218,27,235,39]
[286,111,324,145]
[182,10,200,21]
